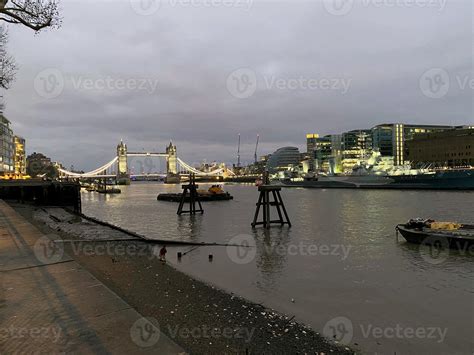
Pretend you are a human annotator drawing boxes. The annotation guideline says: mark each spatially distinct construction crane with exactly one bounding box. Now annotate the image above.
[254,134,259,164]
[237,133,241,168]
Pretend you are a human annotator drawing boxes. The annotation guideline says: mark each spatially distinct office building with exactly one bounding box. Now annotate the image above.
[341,129,372,172]
[406,128,474,167]
[14,135,26,175]
[371,123,453,165]
[306,133,319,171]
[0,114,15,176]
[267,146,301,173]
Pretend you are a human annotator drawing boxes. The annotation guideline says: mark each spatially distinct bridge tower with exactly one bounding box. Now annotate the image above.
[165,141,180,183]
[116,140,130,185]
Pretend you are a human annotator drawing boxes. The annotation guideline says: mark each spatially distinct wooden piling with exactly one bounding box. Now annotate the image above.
[251,172,291,228]
[177,174,204,215]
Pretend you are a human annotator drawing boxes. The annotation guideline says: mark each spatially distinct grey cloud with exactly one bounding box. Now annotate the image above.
[3,0,472,170]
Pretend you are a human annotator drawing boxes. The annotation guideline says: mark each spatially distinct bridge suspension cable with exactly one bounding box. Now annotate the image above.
[58,155,233,179]
[58,157,118,177]
[177,158,235,176]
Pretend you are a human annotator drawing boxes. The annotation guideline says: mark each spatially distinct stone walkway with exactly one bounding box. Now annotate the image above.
[0,200,185,354]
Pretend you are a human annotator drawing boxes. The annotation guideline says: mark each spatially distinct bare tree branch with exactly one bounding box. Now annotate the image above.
[0,30,17,90]
[0,0,61,32]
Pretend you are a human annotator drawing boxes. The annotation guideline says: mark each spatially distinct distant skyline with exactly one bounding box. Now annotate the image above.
[4,0,473,170]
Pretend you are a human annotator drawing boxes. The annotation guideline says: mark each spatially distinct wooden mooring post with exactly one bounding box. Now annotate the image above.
[251,173,291,228]
[177,174,204,215]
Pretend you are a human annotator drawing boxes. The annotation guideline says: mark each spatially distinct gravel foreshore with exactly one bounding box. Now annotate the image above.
[12,202,356,355]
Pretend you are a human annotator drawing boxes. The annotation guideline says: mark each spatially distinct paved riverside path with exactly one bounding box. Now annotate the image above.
[0,200,185,354]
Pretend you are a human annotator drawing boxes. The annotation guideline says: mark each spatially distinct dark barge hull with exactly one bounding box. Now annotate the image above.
[396,224,474,249]
[157,193,233,202]
[280,169,474,190]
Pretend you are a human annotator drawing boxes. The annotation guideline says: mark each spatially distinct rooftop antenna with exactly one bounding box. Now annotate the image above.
[237,133,241,168]
[254,134,259,164]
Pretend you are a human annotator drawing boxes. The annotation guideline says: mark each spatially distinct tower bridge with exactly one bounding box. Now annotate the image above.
[57,140,234,184]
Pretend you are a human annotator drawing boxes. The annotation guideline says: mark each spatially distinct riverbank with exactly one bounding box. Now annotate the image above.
[0,200,183,354]
[11,201,355,354]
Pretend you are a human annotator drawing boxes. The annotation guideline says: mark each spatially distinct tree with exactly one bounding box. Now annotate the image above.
[0,0,61,32]
[0,30,16,90]
[0,1,60,107]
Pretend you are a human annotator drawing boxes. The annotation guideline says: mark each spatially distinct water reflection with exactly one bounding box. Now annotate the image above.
[177,214,203,241]
[82,183,474,354]
[252,228,291,293]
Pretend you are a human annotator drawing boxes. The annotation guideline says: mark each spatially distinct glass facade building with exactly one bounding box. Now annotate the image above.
[0,115,15,176]
[371,123,453,165]
[267,146,301,173]
[14,136,26,175]
[306,123,457,174]
[341,129,372,172]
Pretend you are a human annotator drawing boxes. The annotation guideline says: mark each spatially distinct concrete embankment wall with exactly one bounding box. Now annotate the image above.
[0,180,81,212]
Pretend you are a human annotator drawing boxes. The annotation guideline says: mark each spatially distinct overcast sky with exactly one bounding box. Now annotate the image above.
[3,0,473,171]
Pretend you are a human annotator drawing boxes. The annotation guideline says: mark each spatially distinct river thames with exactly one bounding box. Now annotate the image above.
[82,182,473,354]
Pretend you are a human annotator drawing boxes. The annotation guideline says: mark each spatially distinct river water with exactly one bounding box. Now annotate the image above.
[82,182,473,354]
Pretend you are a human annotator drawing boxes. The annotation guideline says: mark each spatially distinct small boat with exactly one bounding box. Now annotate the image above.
[157,185,233,202]
[396,218,474,249]
[97,187,121,194]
